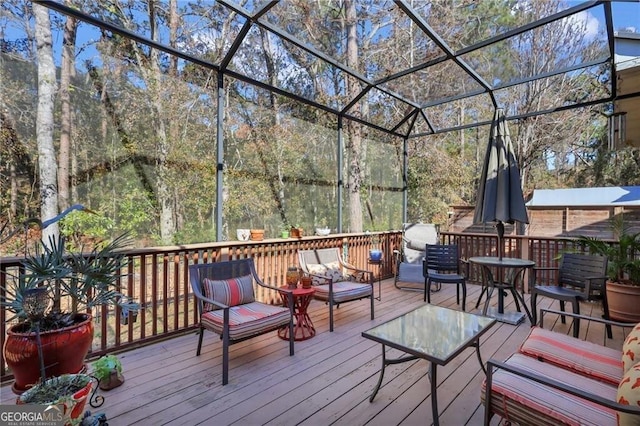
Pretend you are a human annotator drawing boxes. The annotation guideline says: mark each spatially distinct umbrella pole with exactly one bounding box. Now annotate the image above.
[496,221,505,260]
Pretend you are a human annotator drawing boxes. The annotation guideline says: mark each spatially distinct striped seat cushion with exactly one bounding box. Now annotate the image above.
[482,353,618,426]
[519,326,623,385]
[201,301,290,341]
[313,281,372,303]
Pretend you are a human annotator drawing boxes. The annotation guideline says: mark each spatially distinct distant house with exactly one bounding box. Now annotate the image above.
[449,186,640,239]
[526,186,640,238]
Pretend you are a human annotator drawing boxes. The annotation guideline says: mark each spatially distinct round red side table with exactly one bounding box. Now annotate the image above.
[278,287,316,341]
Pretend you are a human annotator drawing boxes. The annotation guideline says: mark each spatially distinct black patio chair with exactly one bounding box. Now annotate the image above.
[530,253,608,338]
[189,258,295,385]
[423,244,467,311]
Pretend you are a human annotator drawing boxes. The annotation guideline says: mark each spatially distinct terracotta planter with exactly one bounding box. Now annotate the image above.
[290,227,303,238]
[4,314,94,394]
[606,280,640,323]
[250,229,265,241]
[301,276,313,289]
[18,373,93,425]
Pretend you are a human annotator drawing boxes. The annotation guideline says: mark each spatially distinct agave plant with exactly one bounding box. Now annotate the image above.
[576,216,640,285]
[1,233,139,330]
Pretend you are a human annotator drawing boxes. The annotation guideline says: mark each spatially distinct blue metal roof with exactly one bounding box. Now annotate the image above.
[526,186,640,207]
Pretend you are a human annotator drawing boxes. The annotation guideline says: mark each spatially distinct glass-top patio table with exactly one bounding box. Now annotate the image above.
[362,304,496,426]
[469,256,535,325]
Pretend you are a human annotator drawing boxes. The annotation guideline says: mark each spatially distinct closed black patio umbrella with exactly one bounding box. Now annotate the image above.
[473,108,528,259]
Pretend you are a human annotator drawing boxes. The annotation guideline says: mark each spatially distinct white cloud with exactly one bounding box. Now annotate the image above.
[572,11,600,39]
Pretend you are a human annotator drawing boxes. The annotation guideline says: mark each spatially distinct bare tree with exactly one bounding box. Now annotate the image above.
[33,3,59,243]
[344,0,364,232]
[58,4,77,211]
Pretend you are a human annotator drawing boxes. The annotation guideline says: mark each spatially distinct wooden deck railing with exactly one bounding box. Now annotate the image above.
[0,229,612,381]
[0,232,401,381]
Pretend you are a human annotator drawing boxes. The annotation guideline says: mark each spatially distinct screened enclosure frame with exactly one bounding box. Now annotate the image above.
[37,0,629,239]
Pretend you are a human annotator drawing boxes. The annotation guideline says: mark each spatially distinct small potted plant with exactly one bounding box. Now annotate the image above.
[18,373,95,422]
[280,226,290,238]
[92,354,125,391]
[290,225,304,238]
[367,232,383,262]
[315,226,330,236]
[250,228,265,241]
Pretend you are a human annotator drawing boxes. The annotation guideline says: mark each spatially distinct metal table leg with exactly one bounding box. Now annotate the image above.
[430,362,439,426]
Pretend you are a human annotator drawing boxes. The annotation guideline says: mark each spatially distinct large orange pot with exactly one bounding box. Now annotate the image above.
[606,281,640,323]
[4,314,94,394]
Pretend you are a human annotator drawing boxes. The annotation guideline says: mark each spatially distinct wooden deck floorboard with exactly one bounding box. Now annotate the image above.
[1,278,625,426]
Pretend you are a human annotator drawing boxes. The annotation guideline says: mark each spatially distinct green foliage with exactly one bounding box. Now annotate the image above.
[59,210,114,251]
[575,215,640,285]
[0,233,139,328]
[19,374,91,405]
[92,355,123,381]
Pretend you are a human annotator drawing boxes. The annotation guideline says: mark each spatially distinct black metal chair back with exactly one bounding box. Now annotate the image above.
[424,244,460,275]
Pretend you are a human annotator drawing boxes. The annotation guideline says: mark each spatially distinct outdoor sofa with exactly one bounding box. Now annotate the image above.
[482,309,640,425]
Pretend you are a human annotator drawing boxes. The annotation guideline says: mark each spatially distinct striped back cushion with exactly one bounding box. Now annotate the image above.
[202,275,255,311]
[519,326,622,385]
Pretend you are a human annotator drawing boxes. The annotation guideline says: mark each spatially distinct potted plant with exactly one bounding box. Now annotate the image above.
[576,216,640,322]
[236,228,250,241]
[92,354,124,391]
[315,226,330,236]
[250,229,265,241]
[290,225,303,238]
[367,232,383,262]
[1,233,139,394]
[17,373,95,424]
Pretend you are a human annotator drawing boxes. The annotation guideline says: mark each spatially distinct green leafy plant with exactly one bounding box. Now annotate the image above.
[1,233,139,330]
[575,216,640,285]
[19,374,91,405]
[92,355,123,382]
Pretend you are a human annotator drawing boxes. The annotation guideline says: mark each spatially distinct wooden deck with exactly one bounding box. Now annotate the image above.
[1,279,625,426]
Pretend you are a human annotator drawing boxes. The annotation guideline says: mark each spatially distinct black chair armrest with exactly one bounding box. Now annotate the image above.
[580,275,607,294]
[341,261,373,282]
[533,266,559,271]
[197,294,229,311]
[530,266,560,286]
[258,281,288,292]
[539,308,636,329]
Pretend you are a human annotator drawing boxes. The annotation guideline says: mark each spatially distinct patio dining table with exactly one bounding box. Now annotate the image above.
[469,256,534,325]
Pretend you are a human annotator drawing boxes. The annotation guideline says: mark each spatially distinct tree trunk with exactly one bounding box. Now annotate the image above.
[34,3,59,244]
[58,10,77,211]
[149,0,175,244]
[1,110,20,220]
[345,0,363,232]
